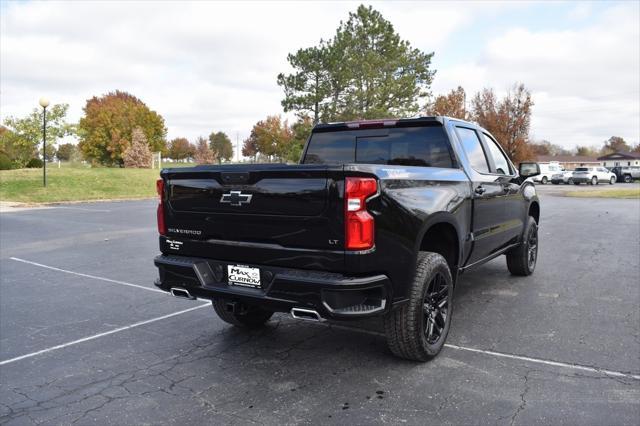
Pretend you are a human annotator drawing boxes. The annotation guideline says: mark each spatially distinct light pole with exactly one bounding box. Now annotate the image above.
[39,97,50,187]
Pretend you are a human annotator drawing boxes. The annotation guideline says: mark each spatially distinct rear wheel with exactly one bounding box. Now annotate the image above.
[574,182,580,185]
[212,298,274,328]
[624,174,632,183]
[541,176,548,185]
[610,176,616,185]
[384,252,453,361]
[506,216,538,276]
[591,176,598,185]
[567,178,573,185]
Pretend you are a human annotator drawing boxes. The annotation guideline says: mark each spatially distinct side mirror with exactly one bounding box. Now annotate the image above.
[519,162,540,178]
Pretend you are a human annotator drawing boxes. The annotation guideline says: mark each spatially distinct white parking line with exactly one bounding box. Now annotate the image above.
[0,304,209,366]
[10,257,165,294]
[322,323,640,381]
[444,344,640,381]
[52,206,112,212]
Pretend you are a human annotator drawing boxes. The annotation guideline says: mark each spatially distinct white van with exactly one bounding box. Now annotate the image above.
[532,162,563,184]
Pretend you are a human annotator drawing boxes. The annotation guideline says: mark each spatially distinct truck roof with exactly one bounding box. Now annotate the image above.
[313,116,478,132]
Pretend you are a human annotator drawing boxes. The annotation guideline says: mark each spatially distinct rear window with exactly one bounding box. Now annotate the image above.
[303,126,454,168]
[575,167,589,172]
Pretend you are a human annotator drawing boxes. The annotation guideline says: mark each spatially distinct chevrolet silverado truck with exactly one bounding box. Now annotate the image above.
[154,116,541,361]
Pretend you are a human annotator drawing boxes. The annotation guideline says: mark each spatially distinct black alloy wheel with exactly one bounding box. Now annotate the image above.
[423,272,450,345]
[526,224,538,271]
[506,216,538,276]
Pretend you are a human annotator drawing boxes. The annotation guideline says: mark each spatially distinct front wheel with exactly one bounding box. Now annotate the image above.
[591,176,598,185]
[574,182,580,185]
[384,252,453,361]
[610,176,616,185]
[567,178,573,185]
[506,216,538,276]
[212,298,274,328]
[624,175,632,183]
[541,176,548,185]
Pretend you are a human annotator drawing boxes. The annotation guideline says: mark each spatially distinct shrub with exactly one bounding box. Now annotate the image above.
[123,127,152,168]
[26,158,44,168]
[0,152,14,170]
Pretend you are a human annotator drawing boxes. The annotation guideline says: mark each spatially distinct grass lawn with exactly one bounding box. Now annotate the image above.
[565,187,640,199]
[0,166,169,203]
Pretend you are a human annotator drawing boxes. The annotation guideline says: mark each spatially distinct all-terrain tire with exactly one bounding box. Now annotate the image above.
[212,298,274,328]
[384,252,453,361]
[506,216,538,276]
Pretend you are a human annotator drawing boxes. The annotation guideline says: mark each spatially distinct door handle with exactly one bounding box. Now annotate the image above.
[474,186,486,195]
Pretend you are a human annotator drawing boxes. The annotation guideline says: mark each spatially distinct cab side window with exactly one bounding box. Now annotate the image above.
[483,133,512,175]
[455,127,490,173]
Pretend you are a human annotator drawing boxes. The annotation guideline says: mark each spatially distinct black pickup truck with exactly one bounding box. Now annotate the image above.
[154,117,541,361]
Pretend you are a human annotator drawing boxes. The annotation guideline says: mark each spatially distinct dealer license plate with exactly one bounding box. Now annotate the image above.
[227,265,261,288]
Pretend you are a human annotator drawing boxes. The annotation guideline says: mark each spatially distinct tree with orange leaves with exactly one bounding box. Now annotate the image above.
[425,86,468,120]
[78,91,167,166]
[470,84,534,164]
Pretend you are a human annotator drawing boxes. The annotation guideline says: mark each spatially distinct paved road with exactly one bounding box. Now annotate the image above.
[0,193,638,425]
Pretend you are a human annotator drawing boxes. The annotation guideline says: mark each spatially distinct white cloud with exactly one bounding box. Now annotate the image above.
[1,1,638,152]
[0,0,471,148]
[433,2,640,149]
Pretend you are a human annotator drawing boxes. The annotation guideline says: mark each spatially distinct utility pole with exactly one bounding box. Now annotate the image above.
[39,97,50,187]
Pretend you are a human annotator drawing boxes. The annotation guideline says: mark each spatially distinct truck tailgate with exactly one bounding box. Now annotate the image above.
[160,164,346,270]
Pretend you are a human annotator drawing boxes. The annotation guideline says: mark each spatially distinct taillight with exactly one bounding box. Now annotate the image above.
[156,178,166,236]
[345,177,377,250]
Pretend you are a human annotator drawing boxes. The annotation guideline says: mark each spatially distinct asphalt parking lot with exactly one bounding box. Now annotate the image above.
[1,186,639,425]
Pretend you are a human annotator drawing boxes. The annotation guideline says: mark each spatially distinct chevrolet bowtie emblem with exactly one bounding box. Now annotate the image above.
[220,191,253,206]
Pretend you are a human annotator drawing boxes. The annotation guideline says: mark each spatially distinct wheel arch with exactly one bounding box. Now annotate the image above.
[416,215,462,282]
[528,201,540,224]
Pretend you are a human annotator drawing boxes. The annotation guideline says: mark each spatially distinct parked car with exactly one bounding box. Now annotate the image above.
[532,162,562,184]
[572,166,616,185]
[551,170,574,185]
[610,166,640,183]
[153,116,541,361]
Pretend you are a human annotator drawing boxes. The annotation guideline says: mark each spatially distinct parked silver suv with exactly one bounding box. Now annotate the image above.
[572,167,616,185]
[551,170,574,185]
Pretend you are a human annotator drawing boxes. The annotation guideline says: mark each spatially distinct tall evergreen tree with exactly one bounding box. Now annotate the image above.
[278,5,435,123]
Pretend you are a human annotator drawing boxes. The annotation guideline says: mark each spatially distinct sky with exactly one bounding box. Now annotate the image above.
[1,0,639,154]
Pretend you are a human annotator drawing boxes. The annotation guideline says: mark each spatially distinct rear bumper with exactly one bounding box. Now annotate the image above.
[154,254,391,320]
[572,176,591,183]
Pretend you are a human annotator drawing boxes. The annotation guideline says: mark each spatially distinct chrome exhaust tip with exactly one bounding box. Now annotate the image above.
[291,308,324,322]
[170,287,196,300]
